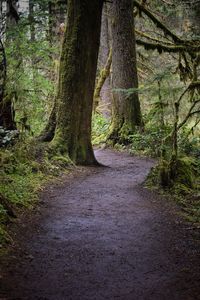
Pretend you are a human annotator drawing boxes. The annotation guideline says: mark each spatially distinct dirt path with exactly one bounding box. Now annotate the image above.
[1,149,200,300]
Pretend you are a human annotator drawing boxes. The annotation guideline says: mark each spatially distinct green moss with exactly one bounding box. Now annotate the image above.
[169,157,195,188]
[51,155,72,167]
[0,204,7,224]
[146,156,200,225]
[51,129,69,155]
[0,139,75,247]
[145,164,160,189]
[153,156,195,189]
[0,226,11,244]
[119,122,134,142]
[159,159,170,187]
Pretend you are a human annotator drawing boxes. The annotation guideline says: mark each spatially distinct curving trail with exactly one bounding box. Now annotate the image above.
[0,149,200,300]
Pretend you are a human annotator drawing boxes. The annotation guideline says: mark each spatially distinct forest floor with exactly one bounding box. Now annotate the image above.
[0,149,200,300]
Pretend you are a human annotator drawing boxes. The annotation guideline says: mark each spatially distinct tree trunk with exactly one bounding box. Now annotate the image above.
[96,4,112,116]
[53,0,103,165]
[38,98,57,142]
[29,0,35,42]
[37,0,67,142]
[0,0,18,130]
[48,0,67,45]
[109,0,142,143]
[93,48,112,113]
[0,39,7,127]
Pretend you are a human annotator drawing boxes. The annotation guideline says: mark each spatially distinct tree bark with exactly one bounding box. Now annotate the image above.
[96,4,112,116]
[93,48,112,113]
[0,39,6,127]
[37,0,67,142]
[53,0,103,165]
[109,0,142,143]
[48,0,66,45]
[0,0,18,130]
[29,0,35,42]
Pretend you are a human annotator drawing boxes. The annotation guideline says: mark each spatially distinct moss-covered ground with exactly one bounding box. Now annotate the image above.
[0,140,72,246]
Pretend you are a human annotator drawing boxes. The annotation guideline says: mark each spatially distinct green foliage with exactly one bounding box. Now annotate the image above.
[170,157,195,188]
[0,139,73,245]
[178,129,200,158]
[129,122,172,157]
[146,154,200,223]
[4,14,58,136]
[0,226,11,245]
[92,114,110,145]
[51,155,72,168]
[0,147,43,208]
[0,204,7,223]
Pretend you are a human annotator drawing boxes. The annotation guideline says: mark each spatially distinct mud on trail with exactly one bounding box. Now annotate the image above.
[0,149,200,300]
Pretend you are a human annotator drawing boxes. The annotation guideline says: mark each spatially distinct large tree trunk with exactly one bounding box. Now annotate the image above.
[109,0,142,143]
[53,0,103,165]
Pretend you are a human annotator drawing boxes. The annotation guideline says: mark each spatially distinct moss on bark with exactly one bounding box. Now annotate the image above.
[93,48,112,112]
[108,0,143,144]
[52,0,103,165]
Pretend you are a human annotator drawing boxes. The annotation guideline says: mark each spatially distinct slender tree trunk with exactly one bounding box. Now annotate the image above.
[96,4,112,116]
[38,0,67,142]
[109,0,142,143]
[53,0,103,165]
[48,0,67,45]
[93,48,112,113]
[0,39,6,127]
[38,98,57,142]
[29,0,35,42]
[0,0,18,130]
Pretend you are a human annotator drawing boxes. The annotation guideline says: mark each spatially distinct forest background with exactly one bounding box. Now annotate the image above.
[0,0,200,244]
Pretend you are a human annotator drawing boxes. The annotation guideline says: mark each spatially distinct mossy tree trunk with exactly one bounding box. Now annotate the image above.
[53,0,103,165]
[0,0,18,130]
[38,99,57,142]
[38,0,66,142]
[108,0,142,143]
[93,48,112,113]
[95,4,112,116]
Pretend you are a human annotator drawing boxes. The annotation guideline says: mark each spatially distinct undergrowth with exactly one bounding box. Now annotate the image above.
[146,156,200,223]
[92,114,110,146]
[92,113,200,224]
[0,140,71,246]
